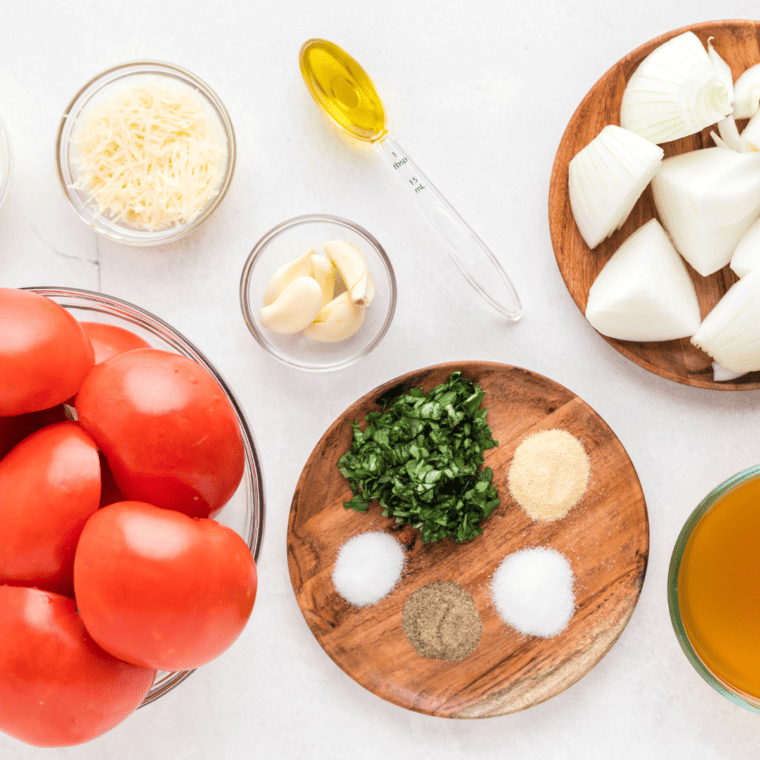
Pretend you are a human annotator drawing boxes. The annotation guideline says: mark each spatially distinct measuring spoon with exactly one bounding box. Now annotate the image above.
[299,38,522,321]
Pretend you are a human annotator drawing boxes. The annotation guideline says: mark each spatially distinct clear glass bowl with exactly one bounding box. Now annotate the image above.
[240,214,397,372]
[55,61,236,246]
[668,463,760,713]
[25,287,265,706]
[0,112,12,212]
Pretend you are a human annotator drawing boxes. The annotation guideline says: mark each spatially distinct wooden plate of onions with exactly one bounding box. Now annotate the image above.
[549,19,760,390]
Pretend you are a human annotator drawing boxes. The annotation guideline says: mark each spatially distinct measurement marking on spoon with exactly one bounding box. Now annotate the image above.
[392,153,426,193]
[389,152,428,194]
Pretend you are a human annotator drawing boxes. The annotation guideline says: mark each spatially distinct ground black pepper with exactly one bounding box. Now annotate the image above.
[402,582,482,661]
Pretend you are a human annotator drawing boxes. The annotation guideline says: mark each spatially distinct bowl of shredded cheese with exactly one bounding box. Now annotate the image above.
[56,61,235,245]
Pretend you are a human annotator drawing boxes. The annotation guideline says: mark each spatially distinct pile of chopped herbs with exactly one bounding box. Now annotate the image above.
[337,371,500,544]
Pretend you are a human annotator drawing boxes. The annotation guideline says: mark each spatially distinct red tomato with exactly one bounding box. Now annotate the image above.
[0,586,155,747]
[79,321,151,364]
[66,322,152,406]
[0,289,94,416]
[98,451,127,507]
[0,422,100,597]
[74,501,257,671]
[0,404,68,460]
[76,348,245,518]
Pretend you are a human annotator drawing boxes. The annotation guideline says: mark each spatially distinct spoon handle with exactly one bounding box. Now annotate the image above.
[374,137,522,321]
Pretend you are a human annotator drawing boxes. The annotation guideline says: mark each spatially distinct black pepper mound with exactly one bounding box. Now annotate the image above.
[402,582,482,661]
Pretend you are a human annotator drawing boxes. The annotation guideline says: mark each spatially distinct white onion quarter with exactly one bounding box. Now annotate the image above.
[620,31,731,144]
[585,219,701,342]
[568,125,663,250]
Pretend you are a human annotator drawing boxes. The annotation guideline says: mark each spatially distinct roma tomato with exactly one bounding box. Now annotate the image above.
[0,289,94,416]
[74,501,257,671]
[0,404,68,460]
[79,321,151,364]
[0,421,100,597]
[76,348,245,518]
[98,451,127,507]
[67,323,151,406]
[0,586,155,748]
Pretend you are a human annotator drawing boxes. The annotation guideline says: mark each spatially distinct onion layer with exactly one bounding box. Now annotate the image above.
[733,63,760,119]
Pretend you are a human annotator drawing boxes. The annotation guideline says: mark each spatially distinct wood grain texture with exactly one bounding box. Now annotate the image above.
[549,20,760,390]
[287,361,649,717]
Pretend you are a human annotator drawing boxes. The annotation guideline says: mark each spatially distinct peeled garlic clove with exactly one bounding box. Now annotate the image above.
[364,271,375,308]
[310,253,336,307]
[263,249,315,306]
[260,276,323,334]
[302,291,365,342]
[620,31,731,144]
[349,268,369,307]
[585,219,701,341]
[323,240,369,305]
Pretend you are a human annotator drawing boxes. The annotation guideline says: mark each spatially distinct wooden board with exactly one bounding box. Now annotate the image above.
[287,361,649,717]
[548,20,760,390]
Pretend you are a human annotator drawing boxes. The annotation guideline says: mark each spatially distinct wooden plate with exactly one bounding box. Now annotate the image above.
[548,20,760,390]
[287,361,649,717]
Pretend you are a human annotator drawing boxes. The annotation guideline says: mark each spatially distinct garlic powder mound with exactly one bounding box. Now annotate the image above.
[508,429,589,522]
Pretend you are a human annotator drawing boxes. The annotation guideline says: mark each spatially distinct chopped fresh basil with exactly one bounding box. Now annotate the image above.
[337,371,500,544]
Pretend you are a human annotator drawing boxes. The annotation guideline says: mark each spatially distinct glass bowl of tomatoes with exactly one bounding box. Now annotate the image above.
[24,286,265,706]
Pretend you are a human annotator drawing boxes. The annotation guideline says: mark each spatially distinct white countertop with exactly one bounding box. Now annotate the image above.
[3,1,760,757]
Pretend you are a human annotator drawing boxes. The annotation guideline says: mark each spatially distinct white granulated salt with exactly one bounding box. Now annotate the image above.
[491,547,575,638]
[332,531,405,607]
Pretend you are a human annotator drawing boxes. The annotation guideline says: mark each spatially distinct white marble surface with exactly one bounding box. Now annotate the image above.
[3,1,760,757]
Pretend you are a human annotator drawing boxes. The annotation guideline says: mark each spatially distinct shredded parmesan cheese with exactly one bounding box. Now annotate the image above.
[72,80,226,231]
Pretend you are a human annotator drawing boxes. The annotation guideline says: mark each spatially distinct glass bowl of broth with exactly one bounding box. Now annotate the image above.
[668,464,760,712]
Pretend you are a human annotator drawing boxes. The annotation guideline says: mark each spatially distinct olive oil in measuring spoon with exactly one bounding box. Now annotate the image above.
[299,39,522,321]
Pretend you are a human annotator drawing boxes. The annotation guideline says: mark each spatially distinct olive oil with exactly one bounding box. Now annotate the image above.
[678,474,760,700]
[297,36,522,320]
[299,39,386,141]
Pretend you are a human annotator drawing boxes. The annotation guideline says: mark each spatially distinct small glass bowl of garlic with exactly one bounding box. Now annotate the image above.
[240,214,396,371]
